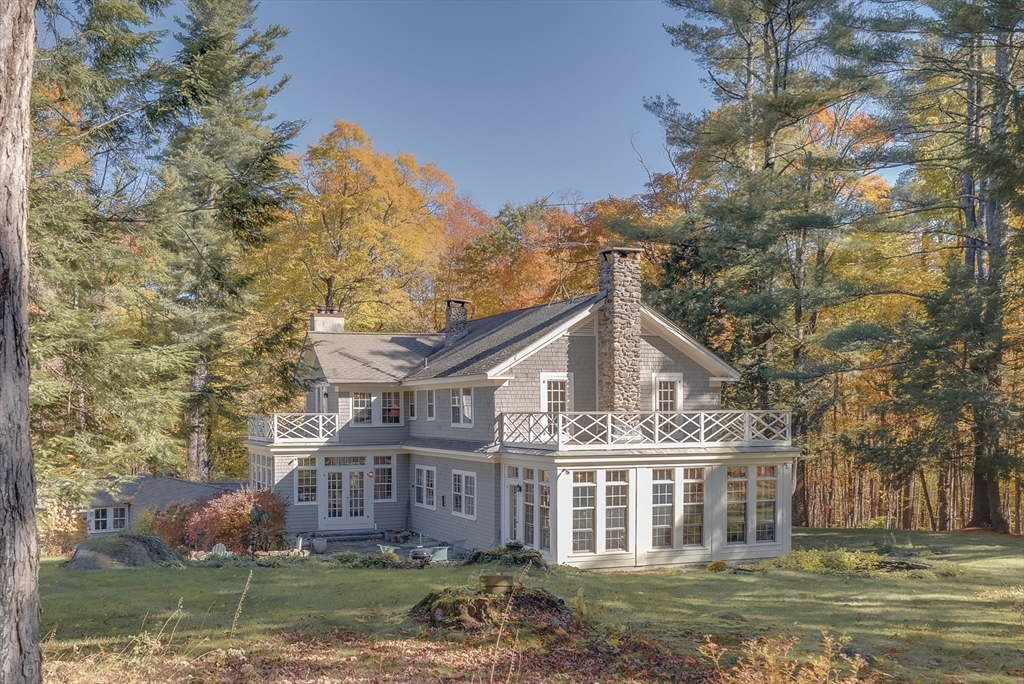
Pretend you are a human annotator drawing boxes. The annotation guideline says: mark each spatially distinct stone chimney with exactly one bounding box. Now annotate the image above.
[444,298,470,346]
[596,248,644,411]
[310,306,346,333]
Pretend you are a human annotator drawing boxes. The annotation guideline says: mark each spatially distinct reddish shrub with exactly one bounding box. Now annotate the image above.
[185,488,286,553]
[151,500,202,549]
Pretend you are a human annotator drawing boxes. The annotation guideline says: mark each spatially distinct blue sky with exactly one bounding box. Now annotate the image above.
[249,0,714,214]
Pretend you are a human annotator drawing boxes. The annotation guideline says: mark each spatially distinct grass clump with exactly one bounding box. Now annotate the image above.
[701,634,881,683]
[707,560,729,572]
[764,549,880,574]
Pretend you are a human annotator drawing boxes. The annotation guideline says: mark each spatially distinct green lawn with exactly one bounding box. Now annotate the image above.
[40,529,1023,683]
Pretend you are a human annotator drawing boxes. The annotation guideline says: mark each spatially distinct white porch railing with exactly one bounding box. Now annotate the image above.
[247,413,342,443]
[500,411,791,450]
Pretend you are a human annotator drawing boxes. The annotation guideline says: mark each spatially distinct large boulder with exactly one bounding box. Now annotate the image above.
[66,534,183,570]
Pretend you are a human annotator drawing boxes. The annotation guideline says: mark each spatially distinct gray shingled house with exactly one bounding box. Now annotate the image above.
[246,248,798,569]
[84,476,242,535]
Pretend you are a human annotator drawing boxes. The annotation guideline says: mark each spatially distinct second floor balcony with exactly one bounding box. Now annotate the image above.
[247,409,791,450]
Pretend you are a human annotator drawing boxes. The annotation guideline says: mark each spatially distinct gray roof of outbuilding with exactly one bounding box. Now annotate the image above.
[403,294,603,381]
[88,476,243,508]
[309,333,445,384]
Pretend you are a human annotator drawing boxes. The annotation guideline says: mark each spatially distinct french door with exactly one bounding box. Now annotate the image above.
[320,467,373,530]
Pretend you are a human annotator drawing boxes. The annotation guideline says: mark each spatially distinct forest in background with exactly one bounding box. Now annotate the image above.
[29,0,1023,535]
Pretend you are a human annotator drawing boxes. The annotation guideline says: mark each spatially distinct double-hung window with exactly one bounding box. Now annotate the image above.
[426,389,435,420]
[405,391,416,420]
[296,457,317,503]
[572,471,596,553]
[451,387,473,426]
[382,392,401,424]
[652,469,674,548]
[374,456,394,501]
[92,508,108,532]
[353,392,372,424]
[605,470,629,551]
[681,467,704,545]
[727,466,748,543]
[415,465,435,509]
[538,470,551,551]
[756,466,777,542]
[452,470,476,519]
[112,507,127,530]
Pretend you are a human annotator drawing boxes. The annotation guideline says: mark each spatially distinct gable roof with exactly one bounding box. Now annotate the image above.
[308,333,444,384]
[302,292,739,385]
[402,294,603,382]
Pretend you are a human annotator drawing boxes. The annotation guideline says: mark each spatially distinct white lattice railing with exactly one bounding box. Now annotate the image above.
[501,411,791,450]
[247,413,342,443]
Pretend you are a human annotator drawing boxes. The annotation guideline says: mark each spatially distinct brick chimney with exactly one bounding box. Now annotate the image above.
[596,248,643,411]
[310,305,345,333]
[444,298,470,346]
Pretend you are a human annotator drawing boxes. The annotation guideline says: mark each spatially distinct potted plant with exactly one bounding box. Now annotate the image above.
[311,536,327,554]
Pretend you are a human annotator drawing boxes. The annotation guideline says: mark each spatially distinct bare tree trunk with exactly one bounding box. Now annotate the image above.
[0,0,41,681]
[937,467,949,531]
[185,361,210,481]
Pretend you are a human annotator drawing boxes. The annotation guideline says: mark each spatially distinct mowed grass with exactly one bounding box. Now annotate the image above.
[40,529,1024,683]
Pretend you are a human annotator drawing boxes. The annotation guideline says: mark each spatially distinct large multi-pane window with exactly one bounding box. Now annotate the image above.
[250,453,273,490]
[405,391,416,420]
[605,470,629,551]
[426,390,435,420]
[296,457,317,503]
[451,387,473,426]
[373,456,394,501]
[415,465,435,508]
[524,480,535,546]
[652,468,674,548]
[452,470,476,519]
[656,380,678,412]
[727,466,748,543]
[353,393,372,424]
[681,467,705,545]
[572,471,597,552]
[382,392,401,424]
[756,466,777,542]
[538,469,551,552]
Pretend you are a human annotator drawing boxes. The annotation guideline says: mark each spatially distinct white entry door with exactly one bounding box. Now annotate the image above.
[320,468,373,530]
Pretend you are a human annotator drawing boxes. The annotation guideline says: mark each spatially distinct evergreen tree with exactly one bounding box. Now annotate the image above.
[149,0,299,480]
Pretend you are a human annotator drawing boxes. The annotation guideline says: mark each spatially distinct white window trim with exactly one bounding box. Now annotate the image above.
[652,373,685,412]
[451,469,477,520]
[540,372,574,412]
[414,465,436,510]
[405,390,417,420]
[294,456,318,505]
[450,387,474,428]
[314,382,329,413]
[426,389,436,421]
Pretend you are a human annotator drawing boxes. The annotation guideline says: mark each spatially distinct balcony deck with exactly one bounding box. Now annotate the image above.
[247,410,790,450]
[500,410,790,450]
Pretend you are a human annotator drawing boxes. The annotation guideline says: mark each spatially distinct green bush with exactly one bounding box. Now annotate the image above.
[330,551,362,567]
[359,552,400,568]
[764,549,880,574]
